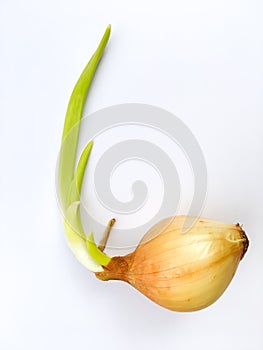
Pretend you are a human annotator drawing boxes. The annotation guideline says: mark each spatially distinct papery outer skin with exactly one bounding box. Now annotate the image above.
[96,216,248,312]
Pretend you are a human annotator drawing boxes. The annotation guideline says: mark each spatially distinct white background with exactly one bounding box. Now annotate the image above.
[1,1,263,349]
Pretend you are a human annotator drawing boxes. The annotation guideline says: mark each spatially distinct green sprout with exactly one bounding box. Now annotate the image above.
[58,26,112,272]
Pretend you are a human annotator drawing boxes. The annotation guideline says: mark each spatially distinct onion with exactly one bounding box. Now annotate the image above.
[96,216,249,311]
[58,25,249,312]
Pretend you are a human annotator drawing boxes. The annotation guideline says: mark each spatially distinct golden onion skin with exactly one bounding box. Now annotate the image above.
[96,216,249,312]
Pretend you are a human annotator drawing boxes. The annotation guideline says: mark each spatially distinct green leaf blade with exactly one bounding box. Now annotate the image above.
[57,25,113,271]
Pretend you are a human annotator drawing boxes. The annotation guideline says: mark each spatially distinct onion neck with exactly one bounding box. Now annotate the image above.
[95,254,133,282]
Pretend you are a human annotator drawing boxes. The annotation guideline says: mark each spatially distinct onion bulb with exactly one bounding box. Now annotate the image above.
[96,216,249,312]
